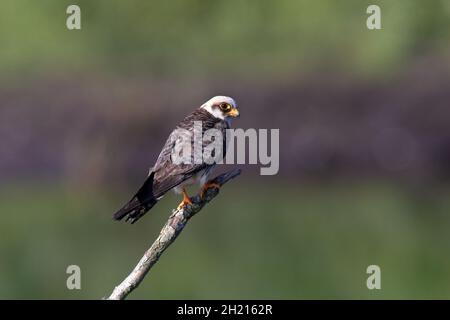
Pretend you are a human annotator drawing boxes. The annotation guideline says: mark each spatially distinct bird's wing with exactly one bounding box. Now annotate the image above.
[151,108,228,197]
[113,109,228,224]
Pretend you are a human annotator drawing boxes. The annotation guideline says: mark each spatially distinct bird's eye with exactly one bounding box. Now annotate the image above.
[219,103,231,112]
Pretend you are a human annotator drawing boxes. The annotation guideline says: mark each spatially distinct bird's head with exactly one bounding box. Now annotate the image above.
[201,96,239,122]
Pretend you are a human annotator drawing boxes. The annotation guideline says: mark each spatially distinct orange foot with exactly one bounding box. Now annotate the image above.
[201,181,221,198]
[177,187,193,210]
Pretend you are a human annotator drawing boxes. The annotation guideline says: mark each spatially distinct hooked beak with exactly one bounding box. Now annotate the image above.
[228,108,240,118]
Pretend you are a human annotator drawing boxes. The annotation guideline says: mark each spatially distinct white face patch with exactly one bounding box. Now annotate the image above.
[200,96,237,121]
[201,103,226,120]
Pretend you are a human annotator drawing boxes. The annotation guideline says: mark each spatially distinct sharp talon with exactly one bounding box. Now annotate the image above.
[201,182,221,198]
[177,188,192,210]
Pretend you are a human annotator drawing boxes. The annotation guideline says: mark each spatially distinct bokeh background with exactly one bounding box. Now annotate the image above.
[1,0,450,299]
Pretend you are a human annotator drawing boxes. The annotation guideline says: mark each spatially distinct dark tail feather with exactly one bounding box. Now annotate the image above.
[113,172,158,224]
[113,196,157,224]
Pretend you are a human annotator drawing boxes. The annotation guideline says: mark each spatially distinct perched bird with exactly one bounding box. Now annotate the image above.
[113,96,240,224]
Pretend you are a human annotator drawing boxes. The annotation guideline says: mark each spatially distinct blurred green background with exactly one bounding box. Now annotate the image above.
[0,0,450,299]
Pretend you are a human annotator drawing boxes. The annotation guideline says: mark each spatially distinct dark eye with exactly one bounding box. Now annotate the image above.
[219,103,231,112]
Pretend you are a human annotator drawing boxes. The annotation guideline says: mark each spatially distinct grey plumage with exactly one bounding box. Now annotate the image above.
[113,107,229,224]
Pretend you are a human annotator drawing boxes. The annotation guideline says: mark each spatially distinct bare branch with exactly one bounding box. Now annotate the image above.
[107,168,241,300]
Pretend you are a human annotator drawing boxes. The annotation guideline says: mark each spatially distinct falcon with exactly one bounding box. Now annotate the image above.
[113,96,240,224]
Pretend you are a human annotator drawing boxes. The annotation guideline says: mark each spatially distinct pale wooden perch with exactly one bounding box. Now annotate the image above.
[107,168,241,300]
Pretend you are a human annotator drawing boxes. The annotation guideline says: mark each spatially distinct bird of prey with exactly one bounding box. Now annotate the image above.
[113,96,239,224]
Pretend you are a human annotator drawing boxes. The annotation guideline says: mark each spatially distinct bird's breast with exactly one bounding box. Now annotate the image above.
[172,168,211,194]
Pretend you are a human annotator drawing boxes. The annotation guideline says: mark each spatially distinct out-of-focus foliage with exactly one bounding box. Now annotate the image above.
[1,183,450,299]
[1,0,449,79]
[0,1,449,299]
